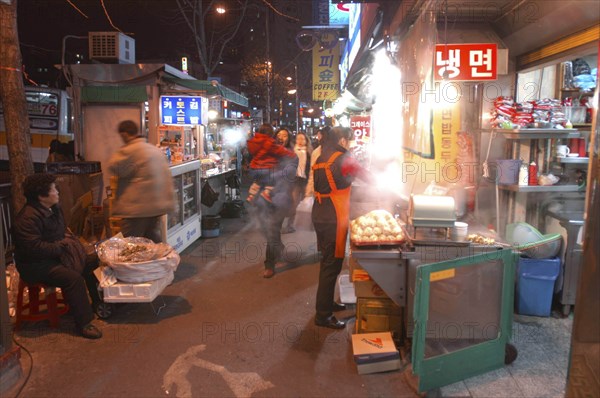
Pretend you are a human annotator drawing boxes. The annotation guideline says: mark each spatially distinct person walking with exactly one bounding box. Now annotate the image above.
[108,120,175,242]
[256,157,298,277]
[282,131,312,233]
[246,124,295,204]
[311,127,371,329]
[13,173,103,339]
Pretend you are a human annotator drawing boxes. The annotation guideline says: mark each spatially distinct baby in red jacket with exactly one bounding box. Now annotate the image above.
[246,124,294,203]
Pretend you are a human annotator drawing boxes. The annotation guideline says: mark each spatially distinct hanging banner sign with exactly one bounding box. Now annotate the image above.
[312,32,340,101]
[160,96,202,125]
[350,115,371,145]
[434,43,497,81]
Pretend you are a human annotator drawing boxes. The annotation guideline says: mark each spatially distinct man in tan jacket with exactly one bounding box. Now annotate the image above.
[108,120,175,242]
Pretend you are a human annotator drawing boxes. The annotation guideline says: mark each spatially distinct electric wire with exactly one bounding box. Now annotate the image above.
[66,0,89,19]
[100,0,123,33]
[258,0,299,22]
[11,333,34,398]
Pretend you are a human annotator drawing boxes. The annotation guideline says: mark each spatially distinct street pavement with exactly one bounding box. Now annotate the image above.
[6,205,573,397]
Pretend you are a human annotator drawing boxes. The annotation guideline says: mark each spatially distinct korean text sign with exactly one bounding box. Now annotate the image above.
[350,115,371,145]
[312,32,340,101]
[435,43,497,81]
[160,96,202,125]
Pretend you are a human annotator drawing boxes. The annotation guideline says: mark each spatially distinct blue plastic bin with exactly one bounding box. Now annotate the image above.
[516,256,561,316]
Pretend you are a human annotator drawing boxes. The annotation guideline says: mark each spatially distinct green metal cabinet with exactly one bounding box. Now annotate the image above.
[411,249,517,392]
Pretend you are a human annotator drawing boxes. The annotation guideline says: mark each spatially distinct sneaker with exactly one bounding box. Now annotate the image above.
[263,268,275,278]
[260,190,273,203]
[281,226,296,234]
[79,323,103,339]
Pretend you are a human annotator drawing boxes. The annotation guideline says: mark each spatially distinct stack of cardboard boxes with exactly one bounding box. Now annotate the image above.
[350,256,403,338]
[350,255,403,374]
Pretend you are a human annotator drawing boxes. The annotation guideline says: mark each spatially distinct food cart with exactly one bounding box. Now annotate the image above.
[339,0,597,393]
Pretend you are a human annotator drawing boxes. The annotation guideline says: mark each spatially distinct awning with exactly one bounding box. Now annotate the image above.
[81,85,148,103]
[163,77,249,108]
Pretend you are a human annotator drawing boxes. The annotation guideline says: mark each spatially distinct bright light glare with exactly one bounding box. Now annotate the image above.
[208,109,219,120]
[333,96,348,115]
[337,114,350,127]
[370,48,402,159]
[215,7,226,14]
[222,127,244,146]
[374,161,409,199]
[287,89,297,95]
[286,76,292,81]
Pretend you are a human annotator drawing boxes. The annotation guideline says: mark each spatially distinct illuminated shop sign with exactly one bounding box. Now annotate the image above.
[160,96,202,125]
[435,43,497,81]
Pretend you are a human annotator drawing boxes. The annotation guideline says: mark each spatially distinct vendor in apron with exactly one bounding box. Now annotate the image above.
[311,127,371,329]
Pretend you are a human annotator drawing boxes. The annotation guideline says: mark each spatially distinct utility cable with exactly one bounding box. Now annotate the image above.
[66,0,89,18]
[11,333,34,398]
[100,0,123,33]
[258,0,299,22]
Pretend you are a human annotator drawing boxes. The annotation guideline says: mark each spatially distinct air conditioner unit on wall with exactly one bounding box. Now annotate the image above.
[88,32,135,64]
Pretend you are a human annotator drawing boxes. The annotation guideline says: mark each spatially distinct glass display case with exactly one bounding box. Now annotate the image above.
[159,125,203,164]
[166,160,202,253]
[204,118,251,172]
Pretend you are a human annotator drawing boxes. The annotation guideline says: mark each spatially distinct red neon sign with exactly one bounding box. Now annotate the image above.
[435,43,497,81]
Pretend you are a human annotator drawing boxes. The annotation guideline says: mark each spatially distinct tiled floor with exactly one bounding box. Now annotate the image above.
[440,314,573,397]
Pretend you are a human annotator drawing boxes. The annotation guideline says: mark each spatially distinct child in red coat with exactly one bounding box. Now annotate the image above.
[246,124,295,203]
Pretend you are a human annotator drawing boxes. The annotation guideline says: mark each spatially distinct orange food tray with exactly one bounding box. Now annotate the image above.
[352,239,405,246]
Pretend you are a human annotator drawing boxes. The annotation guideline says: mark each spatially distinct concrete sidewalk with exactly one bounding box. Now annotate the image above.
[6,211,573,397]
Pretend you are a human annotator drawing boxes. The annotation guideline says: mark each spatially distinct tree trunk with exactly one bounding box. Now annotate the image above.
[0,0,34,213]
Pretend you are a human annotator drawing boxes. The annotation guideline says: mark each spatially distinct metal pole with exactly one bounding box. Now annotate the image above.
[265,9,271,124]
[295,64,299,133]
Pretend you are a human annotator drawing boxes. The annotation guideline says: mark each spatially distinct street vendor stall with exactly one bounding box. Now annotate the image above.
[336,0,598,393]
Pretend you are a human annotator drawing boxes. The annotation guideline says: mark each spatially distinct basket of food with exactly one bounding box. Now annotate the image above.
[96,237,179,283]
[350,210,406,246]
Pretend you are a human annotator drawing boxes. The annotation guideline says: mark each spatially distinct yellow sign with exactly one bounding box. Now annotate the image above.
[433,103,460,166]
[430,268,456,282]
[312,33,340,101]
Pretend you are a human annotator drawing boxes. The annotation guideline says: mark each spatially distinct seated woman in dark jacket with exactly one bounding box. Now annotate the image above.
[13,173,102,339]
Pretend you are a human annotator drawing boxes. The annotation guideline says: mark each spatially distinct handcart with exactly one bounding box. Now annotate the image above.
[94,237,180,319]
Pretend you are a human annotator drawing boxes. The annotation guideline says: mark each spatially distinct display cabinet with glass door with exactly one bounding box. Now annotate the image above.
[203,118,251,172]
[166,160,202,253]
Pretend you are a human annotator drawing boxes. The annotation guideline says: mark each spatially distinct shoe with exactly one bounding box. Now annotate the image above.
[281,226,296,234]
[332,302,346,312]
[263,268,275,278]
[260,191,273,203]
[79,323,102,339]
[314,315,345,329]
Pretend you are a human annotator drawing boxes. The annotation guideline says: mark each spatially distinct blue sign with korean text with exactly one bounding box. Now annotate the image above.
[160,96,202,125]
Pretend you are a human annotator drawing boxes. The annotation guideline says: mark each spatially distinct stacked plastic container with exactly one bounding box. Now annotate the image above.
[507,223,562,317]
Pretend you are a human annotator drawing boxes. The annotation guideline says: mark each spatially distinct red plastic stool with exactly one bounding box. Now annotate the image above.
[15,280,69,330]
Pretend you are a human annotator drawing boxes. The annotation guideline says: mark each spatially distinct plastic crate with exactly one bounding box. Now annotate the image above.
[516,257,560,316]
[102,271,174,303]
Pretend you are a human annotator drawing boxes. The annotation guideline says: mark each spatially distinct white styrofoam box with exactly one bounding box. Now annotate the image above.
[338,273,357,304]
[102,271,174,303]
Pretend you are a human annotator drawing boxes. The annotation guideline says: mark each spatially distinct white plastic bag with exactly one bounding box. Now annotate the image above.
[297,196,314,213]
[109,251,180,283]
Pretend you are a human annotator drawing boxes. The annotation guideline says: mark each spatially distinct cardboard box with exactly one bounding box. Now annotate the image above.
[351,332,401,375]
[350,255,391,299]
[353,279,388,299]
[356,297,403,336]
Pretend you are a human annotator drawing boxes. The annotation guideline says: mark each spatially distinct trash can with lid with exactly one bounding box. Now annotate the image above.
[516,256,561,316]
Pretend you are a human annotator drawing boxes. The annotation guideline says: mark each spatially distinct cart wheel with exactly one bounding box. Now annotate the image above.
[95,302,114,319]
[505,343,518,365]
